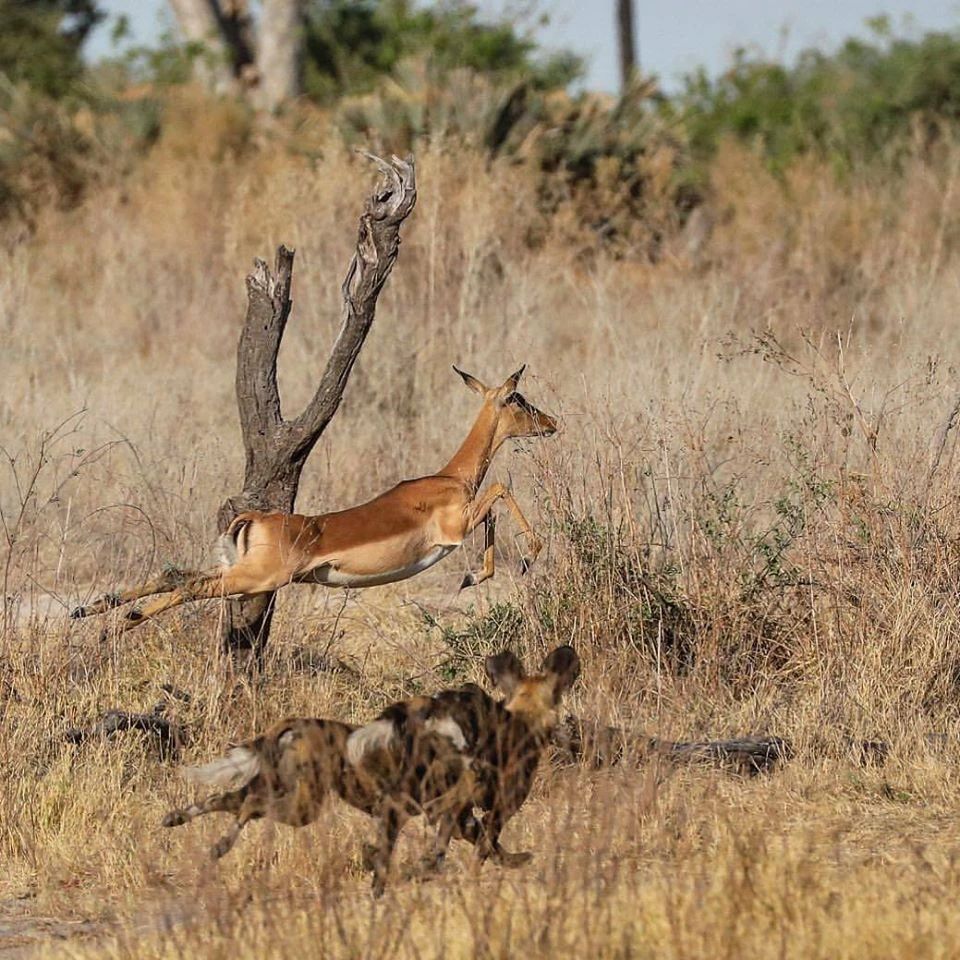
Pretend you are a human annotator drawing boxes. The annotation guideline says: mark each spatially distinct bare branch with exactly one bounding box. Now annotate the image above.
[288,154,417,455]
[234,245,294,474]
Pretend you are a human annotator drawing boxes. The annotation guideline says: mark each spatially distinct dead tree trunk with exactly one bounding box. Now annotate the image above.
[616,0,637,92]
[216,154,417,661]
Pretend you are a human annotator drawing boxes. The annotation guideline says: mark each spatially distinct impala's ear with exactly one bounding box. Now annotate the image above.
[541,645,580,699]
[485,650,525,698]
[453,365,487,396]
[502,365,526,393]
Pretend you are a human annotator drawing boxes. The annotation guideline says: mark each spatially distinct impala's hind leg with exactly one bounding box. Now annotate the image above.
[113,570,268,634]
[71,568,200,619]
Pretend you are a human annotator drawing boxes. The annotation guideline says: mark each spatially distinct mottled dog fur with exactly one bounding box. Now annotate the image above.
[162,645,579,896]
[351,645,581,892]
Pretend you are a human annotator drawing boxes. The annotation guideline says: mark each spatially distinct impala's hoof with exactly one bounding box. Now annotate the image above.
[460,573,478,590]
[519,557,534,575]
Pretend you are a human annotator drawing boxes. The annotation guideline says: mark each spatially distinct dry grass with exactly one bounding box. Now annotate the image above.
[4,99,960,956]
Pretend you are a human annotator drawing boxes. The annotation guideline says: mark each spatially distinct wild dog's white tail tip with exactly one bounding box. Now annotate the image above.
[424,716,468,751]
[346,719,397,765]
[182,746,260,789]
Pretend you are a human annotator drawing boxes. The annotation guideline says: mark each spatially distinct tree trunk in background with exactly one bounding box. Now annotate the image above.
[217,155,417,663]
[616,0,637,92]
[168,0,257,95]
[257,0,303,111]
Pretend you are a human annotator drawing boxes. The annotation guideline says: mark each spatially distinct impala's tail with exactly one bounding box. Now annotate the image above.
[214,515,256,567]
[182,746,261,790]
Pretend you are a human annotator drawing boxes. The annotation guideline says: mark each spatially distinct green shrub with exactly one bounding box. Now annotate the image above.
[674,18,960,172]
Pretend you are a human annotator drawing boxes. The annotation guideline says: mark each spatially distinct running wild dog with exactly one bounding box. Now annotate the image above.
[350,644,581,893]
[161,645,579,896]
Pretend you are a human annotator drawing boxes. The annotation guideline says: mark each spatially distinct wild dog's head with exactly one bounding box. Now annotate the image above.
[484,645,580,734]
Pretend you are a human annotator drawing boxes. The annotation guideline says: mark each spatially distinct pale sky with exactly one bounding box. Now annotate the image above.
[86,1,960,92]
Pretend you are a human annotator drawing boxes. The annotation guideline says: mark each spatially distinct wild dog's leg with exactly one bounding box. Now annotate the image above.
[460,513,496,590]
[111,570,271,634]
[474,808,533,868]
[418,769,477,876]
[71,568,200,619]
[456,807,531,865]
[416,810,461,878]
[460,483,542,587]
[161,789,245,828]
[210,795,264,860]
[370,803,405,898]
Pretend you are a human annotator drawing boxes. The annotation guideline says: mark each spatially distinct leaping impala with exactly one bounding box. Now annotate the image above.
[71,366,557,634]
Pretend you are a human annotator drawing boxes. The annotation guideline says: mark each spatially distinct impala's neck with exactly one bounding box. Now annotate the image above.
[440,403,503,492]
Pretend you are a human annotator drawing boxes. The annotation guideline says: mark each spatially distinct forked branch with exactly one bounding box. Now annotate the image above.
[217,153,417,657]
[289,153,417,454]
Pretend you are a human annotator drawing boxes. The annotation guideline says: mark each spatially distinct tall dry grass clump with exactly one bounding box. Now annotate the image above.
[4,97,960,956]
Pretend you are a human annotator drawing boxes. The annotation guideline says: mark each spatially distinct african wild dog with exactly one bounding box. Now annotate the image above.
[161,644,579,896]
[348,644,581,894]
[160,715,474,878]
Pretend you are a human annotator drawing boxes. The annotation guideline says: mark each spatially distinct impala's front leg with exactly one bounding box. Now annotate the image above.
[460,482,542,590]
[460,513,496,589]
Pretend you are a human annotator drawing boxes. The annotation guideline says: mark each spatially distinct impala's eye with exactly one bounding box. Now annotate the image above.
[506,392,535,414]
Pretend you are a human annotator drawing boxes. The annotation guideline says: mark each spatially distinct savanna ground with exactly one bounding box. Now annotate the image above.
[5,98,960,957]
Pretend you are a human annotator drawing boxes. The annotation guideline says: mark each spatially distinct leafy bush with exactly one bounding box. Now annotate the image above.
[675,18,960,172]
[338,67,697,255]
[303,0,582,104]
[0,0,102,99]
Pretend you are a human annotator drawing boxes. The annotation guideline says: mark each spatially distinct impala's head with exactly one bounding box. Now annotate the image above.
[453,365,558,442]
[484,645,580,733]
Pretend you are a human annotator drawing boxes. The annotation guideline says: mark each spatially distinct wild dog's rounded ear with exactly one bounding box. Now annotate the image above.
[485,650,525,697]
[453,365,487,395]
[542,645,580,697]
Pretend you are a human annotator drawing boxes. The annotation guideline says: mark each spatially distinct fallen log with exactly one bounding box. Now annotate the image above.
[554,715,792,776]
[65,684,190,759]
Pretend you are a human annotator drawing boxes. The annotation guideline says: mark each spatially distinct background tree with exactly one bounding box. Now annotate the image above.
[0,0,103,97]
[616,0,637,92]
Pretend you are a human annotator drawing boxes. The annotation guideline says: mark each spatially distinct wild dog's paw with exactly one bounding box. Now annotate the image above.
[360,842,379,873]
[497,849,533,868]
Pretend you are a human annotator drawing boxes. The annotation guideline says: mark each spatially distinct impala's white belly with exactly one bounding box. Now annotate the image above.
[308,544,457,588]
